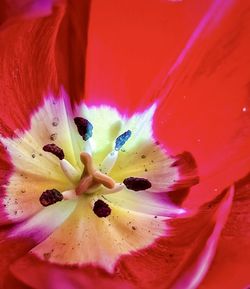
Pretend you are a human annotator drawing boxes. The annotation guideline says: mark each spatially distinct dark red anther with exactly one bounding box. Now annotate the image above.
[93,199,111,217]
[74,117,93,141]
[39,189,63,207]
[123,177,152,191]
[43,144,64,160]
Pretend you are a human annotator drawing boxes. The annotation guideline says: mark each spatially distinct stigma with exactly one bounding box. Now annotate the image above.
[75,152,116,195]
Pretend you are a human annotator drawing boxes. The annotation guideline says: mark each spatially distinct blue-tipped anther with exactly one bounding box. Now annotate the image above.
[115,130,132,150]
[74,117,93,141]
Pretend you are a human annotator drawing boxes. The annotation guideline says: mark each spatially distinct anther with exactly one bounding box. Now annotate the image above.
[43,144,64,160]
[74,117,93,141]
[123,177,152,191]
[115,130,131,150]
[39,189,63,206]
[93,199,111,217]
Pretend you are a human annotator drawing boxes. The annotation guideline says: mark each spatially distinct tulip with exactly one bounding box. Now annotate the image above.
[0,1,249,289]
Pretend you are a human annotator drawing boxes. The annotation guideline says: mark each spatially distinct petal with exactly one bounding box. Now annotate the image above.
[0,144,12,224]
[56,0,91,103]
[170,187,234,289]
[85,0,215,111]
[3,275,30,289]
[200,173,250,289]
[30,195,166,272]
[9,254,136,289]
[0,0,59,20]
[106,189,185,217]
[153,0,250,205]
[0,0,90,136]
[10,200,77,242]
[8,185,234,289]
[112,144,198,195]
[0,94,81,223]
[0,5,63,135]
[0,199,76,287]
[114,186,233,289]
[0,230,35,287]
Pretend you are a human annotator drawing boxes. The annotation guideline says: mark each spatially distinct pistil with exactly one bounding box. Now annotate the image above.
[75,152,115,195]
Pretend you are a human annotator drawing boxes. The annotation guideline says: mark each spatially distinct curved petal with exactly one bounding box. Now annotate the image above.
[115,187,233,289]
[153,0,250,205]
[29,196,166,272]
[0,94,82,224]
[106,189,186,217]
[85,0,250,207]
[9,254,136,289]
[0,199,76,287]
[85,0,215,111]
[0,5,63,136]
[200,173,250,289]
[8,186,234,289]
[0,0,90,137]
[0,0,59,22]
[0,229,35,288]
[55,0,91,103]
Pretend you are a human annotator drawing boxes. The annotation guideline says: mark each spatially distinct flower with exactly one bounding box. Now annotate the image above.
[0,1,250,289]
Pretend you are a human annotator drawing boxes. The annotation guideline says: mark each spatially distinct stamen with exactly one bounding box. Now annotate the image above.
[115,130,131,150]
[93,199,111,217]
[39,189,63,206]
[101,183,125,195]
[74,117,93,141]
[62,190,78,200]
[100,150,118,174]
[84,138,95,156]
[43,144,64,160]
[60,159,80,183]
[123,177,152,191]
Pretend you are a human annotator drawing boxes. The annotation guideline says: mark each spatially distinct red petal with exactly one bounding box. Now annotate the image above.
[0,0,90,136]
[153,0,250,205]
[8,186,232,289]
[200,173,250,289]
[115,187,233,289]
[0,7,62,135]
[85,0,214,111]
[168,151,199,205]
[10,254,135,289]
[0,144,13,225]
[0,0,59,22]
[3,273,31,289]
[0,229,35,288]
[56,0,91,103]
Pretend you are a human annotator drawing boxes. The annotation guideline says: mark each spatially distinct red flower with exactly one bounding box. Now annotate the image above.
[0,1,250,289]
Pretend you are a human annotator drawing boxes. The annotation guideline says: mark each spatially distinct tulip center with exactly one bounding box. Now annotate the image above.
[39,117,152,218]
[0,96,198,271]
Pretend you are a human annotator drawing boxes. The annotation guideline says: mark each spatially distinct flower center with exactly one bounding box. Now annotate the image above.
[39,117,152,218]
[0,97,199,271]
